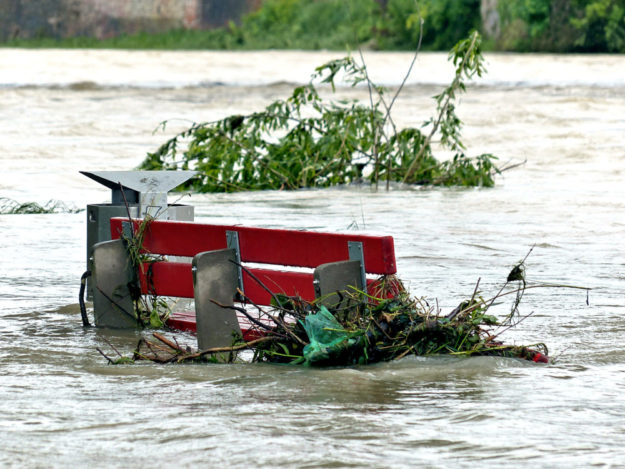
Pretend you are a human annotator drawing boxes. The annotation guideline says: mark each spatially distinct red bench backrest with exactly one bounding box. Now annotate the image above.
[110,217,396,305]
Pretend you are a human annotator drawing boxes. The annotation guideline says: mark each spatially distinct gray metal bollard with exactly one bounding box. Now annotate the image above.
[313,260,364,309]
[192,249,242,356]
[82,170,196,299]
[91,239,137,328]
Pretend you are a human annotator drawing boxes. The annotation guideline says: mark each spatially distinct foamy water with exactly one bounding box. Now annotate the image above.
[2,48,624,88]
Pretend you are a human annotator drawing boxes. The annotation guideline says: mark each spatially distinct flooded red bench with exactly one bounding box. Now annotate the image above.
[91,217,397,350]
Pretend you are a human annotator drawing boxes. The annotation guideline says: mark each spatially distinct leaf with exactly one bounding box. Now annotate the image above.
[507,264,525,283]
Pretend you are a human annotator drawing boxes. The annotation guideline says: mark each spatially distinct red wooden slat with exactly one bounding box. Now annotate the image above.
[138,262,194,298]
[110,218,396,275]
[242,268,315,304]
[139,260,386,306]
[137,262,316,305]
[166,314,197,333]
[166,311,261,341]
[114,217,397,337]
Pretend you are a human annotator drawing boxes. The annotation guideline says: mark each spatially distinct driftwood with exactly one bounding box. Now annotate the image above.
[130,332,273,364]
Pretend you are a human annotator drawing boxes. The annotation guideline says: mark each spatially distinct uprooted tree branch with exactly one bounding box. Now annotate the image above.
[140,31,503,192]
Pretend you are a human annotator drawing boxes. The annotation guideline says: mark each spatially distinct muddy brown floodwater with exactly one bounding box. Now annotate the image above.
[1,49,624,467]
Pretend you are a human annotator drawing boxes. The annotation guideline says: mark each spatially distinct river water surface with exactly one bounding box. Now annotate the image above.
[1,49,624,468]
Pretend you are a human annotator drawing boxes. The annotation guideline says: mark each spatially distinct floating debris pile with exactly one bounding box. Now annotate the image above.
[251,279,550,366]
[100,257,569,367]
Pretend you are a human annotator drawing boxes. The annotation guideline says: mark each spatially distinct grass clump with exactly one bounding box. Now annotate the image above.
[0,197,82,214]
[119,214,172,329]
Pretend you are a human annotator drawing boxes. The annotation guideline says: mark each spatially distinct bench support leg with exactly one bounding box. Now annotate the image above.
[193,248,243,356]
[348,241,367,295]
[313,260,364,309]
[91,239,138,328]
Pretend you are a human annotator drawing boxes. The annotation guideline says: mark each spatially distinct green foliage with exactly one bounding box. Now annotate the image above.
[496,0,625,52]
[501,0,551,38]
[121,216,171,328]
[368,0,482,50]
[401,31,498,184]
[141,31,499,192]
[0,0,478,52]
[572,0,625,52]
[4,0,624,52]
[0,28,237,49]
[237,0,381,50]
[1,0,383,51]
[496,0,553,50]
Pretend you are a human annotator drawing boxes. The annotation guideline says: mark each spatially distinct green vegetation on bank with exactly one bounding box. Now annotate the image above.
[2,0,624,53]
[497,0,625,52]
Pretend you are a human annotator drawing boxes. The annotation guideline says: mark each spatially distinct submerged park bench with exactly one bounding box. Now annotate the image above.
[91,217,397,350]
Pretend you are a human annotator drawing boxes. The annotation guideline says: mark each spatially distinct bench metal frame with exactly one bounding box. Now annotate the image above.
[91,217,397,351]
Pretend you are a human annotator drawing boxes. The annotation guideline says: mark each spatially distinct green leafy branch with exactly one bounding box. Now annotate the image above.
[141,31,500,192]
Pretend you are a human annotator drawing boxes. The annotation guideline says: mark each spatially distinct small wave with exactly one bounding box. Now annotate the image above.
[67,80,100,91]
[3,76,625,91]
[0,79,302,90]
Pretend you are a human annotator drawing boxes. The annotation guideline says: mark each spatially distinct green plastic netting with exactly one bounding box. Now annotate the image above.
[301,306,358,366]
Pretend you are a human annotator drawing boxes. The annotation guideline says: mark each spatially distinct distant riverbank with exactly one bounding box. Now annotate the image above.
[2,0,624,53]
